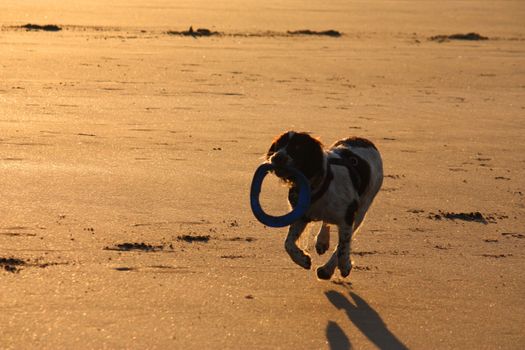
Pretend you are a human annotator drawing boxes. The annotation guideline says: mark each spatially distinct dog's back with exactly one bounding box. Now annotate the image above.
[329,137,383,230]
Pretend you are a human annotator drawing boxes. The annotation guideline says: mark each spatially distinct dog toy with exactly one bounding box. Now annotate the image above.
[250,163,311,227]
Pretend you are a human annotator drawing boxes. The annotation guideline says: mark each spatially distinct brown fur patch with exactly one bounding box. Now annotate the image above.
[333,137,377,150]
[330,148,371,196]
[266,131,291,159]
[286,133,324,179]
[267,131,325,180]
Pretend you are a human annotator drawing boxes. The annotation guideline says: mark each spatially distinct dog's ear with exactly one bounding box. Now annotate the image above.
[284,132,324,179]
[266,131,292,159]
[300,136,324,179]
[266,140,277,158]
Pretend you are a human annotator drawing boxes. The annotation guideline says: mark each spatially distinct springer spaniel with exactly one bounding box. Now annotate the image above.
[266,131,383,280]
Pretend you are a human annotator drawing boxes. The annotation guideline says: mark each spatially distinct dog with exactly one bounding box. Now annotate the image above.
[266,131,383,279]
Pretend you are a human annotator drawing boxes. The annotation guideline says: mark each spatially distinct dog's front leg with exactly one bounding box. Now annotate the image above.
[315,222,330,255]
[284,220,311,269]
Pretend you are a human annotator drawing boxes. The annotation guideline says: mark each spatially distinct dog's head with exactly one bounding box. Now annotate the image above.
[266,131,324,182]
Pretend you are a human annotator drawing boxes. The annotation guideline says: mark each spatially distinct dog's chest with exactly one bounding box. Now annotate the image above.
[288,166,354,224]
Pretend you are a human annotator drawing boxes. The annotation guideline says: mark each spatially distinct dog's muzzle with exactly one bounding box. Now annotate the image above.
[269,152,294,179]
[270,151,288,166]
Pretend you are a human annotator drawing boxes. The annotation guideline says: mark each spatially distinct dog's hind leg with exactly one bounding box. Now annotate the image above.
[316,215,356,280]
[316,225,354,279]
[315,222,330,255]
[352,198,374,235]
[336,201,359,277]
[285,220,311,269]
[336,223,354,277]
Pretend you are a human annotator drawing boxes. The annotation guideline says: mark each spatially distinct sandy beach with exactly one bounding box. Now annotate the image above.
[1,1,524,348]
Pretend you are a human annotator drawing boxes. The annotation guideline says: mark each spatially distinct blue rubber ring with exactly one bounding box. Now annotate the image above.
[250,163,311,227]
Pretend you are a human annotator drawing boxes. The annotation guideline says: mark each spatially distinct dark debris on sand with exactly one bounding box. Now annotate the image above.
[104,242,164,252]
[167,26,219,37]
[177,234,211,243]
[429,32,488,43]
[287,29,342,37]
[114,267,135,271]
[20,24,62,32]
[1,257,26,273]
[481,253,513,259]
[501,232,525,239]
[166,27,342,38]
[428,211,492,224]
[226,236,256,242]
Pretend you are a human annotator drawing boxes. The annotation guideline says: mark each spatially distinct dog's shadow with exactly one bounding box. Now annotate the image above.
[325,290,408,350]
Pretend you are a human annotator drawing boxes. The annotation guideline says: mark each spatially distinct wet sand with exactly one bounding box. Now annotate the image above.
[1,1,524,348]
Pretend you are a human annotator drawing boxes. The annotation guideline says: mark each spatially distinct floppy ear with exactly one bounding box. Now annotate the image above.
[266,140,277,159]
[265,131,291,159]
[301,137,324,179]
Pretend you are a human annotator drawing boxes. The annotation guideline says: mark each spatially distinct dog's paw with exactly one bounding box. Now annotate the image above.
[289,251,311,270]
[316,266,333,280]
[315,241,329,255]
[301,254,312,270]
[338,261,352,278]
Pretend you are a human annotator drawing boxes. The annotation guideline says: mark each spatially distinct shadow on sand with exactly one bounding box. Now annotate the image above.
[326,320,352,350]
[326,290,408,350]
